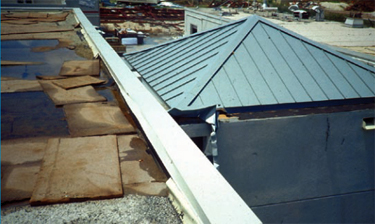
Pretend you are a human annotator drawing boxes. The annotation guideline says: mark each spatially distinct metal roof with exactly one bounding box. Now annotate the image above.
[124,15,375,112]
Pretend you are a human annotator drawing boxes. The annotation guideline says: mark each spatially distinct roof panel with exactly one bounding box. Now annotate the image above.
[128,34,201,66]
[327,54,374,97]
[348,63,375,95]
[234,43,278,105]
[281,33,343,100]
[262,24,330,102]
[256,23,316,102]
[211,69,243,107]
[304,44,360,99]
[244,32,295,104]
[152,64,208,91]
[145,38,227,81]
[196,82,223,108]
[189,95,205,109]
[221,56,260,106]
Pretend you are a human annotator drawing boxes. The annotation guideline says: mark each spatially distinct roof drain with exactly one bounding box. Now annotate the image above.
[203,106,219,170]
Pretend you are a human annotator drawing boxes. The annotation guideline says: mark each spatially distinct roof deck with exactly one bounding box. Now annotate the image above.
[1,8,179,222]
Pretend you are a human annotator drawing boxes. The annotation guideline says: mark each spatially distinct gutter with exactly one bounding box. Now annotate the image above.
[74,8,262,224]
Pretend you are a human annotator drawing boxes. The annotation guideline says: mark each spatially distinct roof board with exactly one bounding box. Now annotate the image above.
[124,15,375,112]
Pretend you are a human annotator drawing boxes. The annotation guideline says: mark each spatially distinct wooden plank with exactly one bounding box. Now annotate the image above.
[1,138,48,203]
[52,76,105,89]
[3,12,30,19]
[36,75,66,80]
[1,19,39,25]
[1,77,20,81]
[118,135,167,185]
[118,135,168,196]
[64,102,136,137]
[47,12,69,21]
[28,12,48,19]
[30,135,123,205]
[1,80,43,93]
[1,137,48,167]
[2,166,41,204]
[59,60,100,76]
[40,81,106,106]
[1,60,43,66]
[1,25,74,35]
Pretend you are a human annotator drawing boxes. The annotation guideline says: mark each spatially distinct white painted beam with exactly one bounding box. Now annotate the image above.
[74,8,262,224]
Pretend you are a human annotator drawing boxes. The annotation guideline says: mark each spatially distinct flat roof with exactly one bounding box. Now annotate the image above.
[1,8,181,223]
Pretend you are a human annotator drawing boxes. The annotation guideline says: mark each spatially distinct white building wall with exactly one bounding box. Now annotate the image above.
[184,8,231,36]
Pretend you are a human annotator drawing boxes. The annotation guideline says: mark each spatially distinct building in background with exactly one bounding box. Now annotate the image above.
[124,15,375,223]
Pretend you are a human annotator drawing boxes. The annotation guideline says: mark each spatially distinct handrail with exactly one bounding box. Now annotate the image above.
[74,8,261,224]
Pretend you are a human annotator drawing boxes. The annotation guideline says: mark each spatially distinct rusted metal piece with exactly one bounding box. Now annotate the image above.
[100,6,184,22]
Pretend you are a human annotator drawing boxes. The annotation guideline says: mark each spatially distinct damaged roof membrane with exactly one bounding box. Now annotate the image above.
[124,15,375,113]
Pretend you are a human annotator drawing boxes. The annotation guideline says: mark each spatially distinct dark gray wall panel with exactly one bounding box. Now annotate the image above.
[218,109,374,207]
[252,190,374,223]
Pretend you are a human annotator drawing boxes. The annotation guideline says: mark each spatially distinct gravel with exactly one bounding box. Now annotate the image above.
[1,195,182,224]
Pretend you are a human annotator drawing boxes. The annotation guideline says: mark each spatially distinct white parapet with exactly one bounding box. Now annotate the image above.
[74,8,262,224]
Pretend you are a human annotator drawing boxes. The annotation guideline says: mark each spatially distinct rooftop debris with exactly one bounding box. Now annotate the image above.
[118,135,169,196]
[63,102,136,137]
[59,60,100,76]
[1,80,43,93]
[30,135,123,205]
[1,9,171,213]
[40,81,107,106]
[52,76,106,90]
[100,5,184,23]
[1,138,48,204]
[1,60,43,66]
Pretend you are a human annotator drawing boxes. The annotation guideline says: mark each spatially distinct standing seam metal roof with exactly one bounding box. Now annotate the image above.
[124,15,375,112]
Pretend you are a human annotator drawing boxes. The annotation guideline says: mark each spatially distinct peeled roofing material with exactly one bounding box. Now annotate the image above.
[30,135,123,205]
[124,15,375,112]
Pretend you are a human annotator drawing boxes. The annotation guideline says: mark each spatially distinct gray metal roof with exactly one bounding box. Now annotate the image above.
[124,15,375,112]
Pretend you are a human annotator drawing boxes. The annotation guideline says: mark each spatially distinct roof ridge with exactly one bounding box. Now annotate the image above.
[124,18,248,57]
[176,15,261,109]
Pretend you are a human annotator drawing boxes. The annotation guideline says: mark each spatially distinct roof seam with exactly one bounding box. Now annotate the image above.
[242,37,279,104]
[251,32,297,103]
[272,26,324,101]
[154,65,207,91]
[144,39,230,80]
[222,66,245,106]
[325,52,361,98]
[301,41,345,99]
[347,63,375,95]
[233,53,261,105]
[161,78,196,98]
[139,26,240,74]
